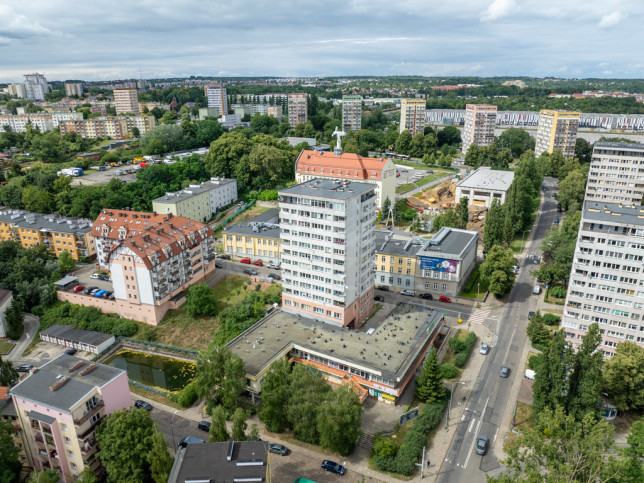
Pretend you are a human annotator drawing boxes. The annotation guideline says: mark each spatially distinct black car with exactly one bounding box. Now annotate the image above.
[134,400,153,411]
[268,273,281,281]
[419,293,433,300]
[376,285,390,291]
[98,275,110,281]
[84,286,99,295]
[322,460,346,475]
[374,295,384,302]
[215,262,223,268]
[198,421,211,432]
[17,364,34,372]
[243,268,258,276]
[218,254,231,260]
[268,443,290,455]
[64,348,77,355]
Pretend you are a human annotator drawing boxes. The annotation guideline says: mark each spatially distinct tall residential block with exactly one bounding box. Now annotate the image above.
[585,142,644,206]
[534,109,580,158]
[9,354,131,482]
[399,99,426,136]
[461,104,497,153]
[64,83,83,97]
[113,87,139,114]
[561,202,644,357]
[24,73,49,100]
[279,179,377,328]
[288,93,308,127]
[204,84,228,116]
[342,95,362,131]
[8,83,27,98]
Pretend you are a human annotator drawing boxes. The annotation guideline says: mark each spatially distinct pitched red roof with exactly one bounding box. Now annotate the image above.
[295,150,390,181]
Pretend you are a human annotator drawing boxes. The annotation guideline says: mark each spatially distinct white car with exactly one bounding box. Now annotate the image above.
[400,290,415,296]
[480,343,490,355]
[90,274,100,279]
[268,263,280,270]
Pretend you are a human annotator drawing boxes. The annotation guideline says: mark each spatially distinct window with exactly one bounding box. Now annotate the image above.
[425,282,429,288]
[442,284,447,290]
[433,283,438,290]
[406,279,411,286]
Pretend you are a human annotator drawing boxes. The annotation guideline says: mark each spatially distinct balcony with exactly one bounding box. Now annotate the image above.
[74,401,104,427]
[77,419,101,442]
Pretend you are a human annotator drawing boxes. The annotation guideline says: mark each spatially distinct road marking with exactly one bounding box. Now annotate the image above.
[468,309,491,324]
[468,418,476,433]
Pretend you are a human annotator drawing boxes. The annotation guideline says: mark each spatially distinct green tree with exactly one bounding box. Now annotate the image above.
[464,144,482,167]
[483,198,506,251]
[76,467,99,483]
[495,148,513,168]
[203,131,253,178]
[437,126,461,147]
[5,301,24,340]
[293,122,315,137]
[433,208,459,231]
[22,185,54,213]
[423,133,438,156]
[457,197,469,229]
[131,126,140,137]
[58,250,76,273]
[575,138,592,164]
[287,365,331,444]
[622,418,644,483]
[195,345,246,411]
[532,330,572,416]
[479,245,516,296]
[147,430,173,483]
[26,470,60,483]
[395,130,412,154]
[317,385,362,456]
[408,133,425,157]
[498,127,535,157]
[603,342,644,411]
[526,311,550,346]
[185,283,218,316]
[0,355,18,386]
[258,359,291,432]
[566,323,603,421]
[0,417,21,482]
[382,196,391,217]
[415,348,446,403]
[557,169,586,211]
[209,405,230,442]
[231,408,249,441]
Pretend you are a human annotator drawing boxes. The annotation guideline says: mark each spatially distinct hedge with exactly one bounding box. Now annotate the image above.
[453,332,477,369]
[170,380,199,407]
[40,302,138,337]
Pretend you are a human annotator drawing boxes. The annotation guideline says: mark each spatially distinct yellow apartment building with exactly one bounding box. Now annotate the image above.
[222,209,281,263]
[535,109,580,158]
[374,231,424,291]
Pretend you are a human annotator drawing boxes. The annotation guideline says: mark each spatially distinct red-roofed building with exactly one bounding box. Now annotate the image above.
[294,150,396,208]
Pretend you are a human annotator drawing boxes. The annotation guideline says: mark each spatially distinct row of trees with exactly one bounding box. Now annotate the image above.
[0,127,96,164]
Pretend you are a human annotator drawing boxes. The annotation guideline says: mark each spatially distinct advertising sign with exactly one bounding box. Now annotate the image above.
[420,256,458,273]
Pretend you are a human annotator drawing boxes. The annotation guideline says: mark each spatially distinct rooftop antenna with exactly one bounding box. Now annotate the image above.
[331,126,345,156]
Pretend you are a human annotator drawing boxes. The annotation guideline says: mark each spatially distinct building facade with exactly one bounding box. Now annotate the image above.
[585,142,644,206]
[1,388,33,472]
[534,109,580,158]
[342,95,362,131]
[204,84,228,114]
[64,83,83,97]
[152,178,238,222]
[198,107,220,120]
[24,73,49,101]
[399,99,426,136]
[8,83,27,98]
[294,150,396,209]
[112,87,139,114]
[9,354,131,482]
[279,179,377,328]
[58,116,155,139]
[0,112,83,133]
[287,93,308,127]
[223,209,281,264]
[374,231,424,291]
[461,104,497,153]
[455,167,515,207]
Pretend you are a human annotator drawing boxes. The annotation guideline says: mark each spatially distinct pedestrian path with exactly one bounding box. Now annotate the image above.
[468,309,491,324]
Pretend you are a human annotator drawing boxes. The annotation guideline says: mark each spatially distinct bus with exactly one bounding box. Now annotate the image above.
[384,152,410,160]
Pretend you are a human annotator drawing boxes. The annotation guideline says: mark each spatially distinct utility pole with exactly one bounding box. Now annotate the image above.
[415,445,426,478]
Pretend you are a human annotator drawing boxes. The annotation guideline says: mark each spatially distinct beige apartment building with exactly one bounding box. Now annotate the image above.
[288,93,308,127]
[461,104,497,153]
[534,109,580,158]
[342,95,362,131]
[64,83,83,97]
[113,87,139,114]
[399,99,426,136]
[59,116,155,139]
[585,142,644,206]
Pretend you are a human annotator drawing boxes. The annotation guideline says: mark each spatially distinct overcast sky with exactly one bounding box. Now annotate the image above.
[1,0,642,83]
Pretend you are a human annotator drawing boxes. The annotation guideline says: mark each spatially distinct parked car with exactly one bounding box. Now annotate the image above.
[243,268,258,276]
[72,285,84,293]
[500,366,510,378]
[218,254,231,260]
[475,435,489,455]
[252,260,263,267]
[134,400,153,411]
[268,443,290,456]
[17,364,34,372]
[89,289,100,295]
[98,275,111,282]
[374,295,384,302]
[215,262,223,268]
[94,290,108,298]
[90,273,100,279]
[439,295,451,303]
[321,460,346,475]
[64,348,77,355]
[426,170,434,174]
[480,343,490,355]
[84,286,98,295]
[419,293,433,300]
[400,289,415,296]
[376,285,390,291]
[528,311,535,320]
[240,257,251,264]
[268,263,280,270]
[268,273,281,281]
[102,291,113,299]
[197,421,211,432]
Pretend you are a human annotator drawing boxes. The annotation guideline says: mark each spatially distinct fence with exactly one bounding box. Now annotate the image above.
[119,337,198,358]
[212,201,256,232]
[128,380,174,397]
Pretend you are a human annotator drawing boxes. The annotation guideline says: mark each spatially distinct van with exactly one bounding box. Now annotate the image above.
[525,369,536,380]
[533,285,541,295]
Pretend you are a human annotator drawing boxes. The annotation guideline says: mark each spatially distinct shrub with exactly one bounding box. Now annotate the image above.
[372,437,398,458]
[449,338,466,354]
[542,313,561,326]
[454,352,468,368]
[439,363,459,380]
[549,285,567,298]
[172,380,199,407]
[257,190,278,201]
[528,354,543,371]
[532,342,550,352]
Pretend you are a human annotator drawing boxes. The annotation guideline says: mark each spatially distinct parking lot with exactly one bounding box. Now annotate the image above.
[70,167,137,186]
[394,164,436,187]
[68,265,113,293]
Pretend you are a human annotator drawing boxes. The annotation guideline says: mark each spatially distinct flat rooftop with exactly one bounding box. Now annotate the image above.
[223,222,280,239]
[280,178,375,200]
[593,141,644,151]
[152,178,236,205]
[229,304,442,383]
[40,324,114,347]
[0,210,92,235]
[584,201,644,226]
[418,227,478,260]
[375,230,426,257]
[457,167,514,192]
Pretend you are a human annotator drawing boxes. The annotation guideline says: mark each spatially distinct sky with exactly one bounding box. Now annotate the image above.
[1,0,643,82]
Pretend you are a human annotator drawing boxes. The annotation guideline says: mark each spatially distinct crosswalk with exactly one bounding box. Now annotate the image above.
[468,309,491,324]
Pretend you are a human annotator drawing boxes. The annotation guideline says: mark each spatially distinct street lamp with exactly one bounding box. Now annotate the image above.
[446,381,466,430]
[477,282,480,301]
[170,409,179,449]
[521,230,530,252]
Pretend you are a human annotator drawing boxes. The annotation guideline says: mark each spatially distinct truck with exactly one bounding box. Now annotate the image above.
[57,167,84,177]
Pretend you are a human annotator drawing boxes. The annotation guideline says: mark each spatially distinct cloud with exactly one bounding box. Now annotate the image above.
[0,5,58,40]
[599,11,625,28]
[481,0,517,22]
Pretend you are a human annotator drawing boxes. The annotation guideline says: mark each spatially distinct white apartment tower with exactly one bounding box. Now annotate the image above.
[23,73,49,100]
[279,179,377,328]
[461,104,497,153]
[342,95,362,131]
[113,87,139,114]
[585,142,644,206]
[288,94,308,127]
[399,99,426,136]
[204,84,228,116]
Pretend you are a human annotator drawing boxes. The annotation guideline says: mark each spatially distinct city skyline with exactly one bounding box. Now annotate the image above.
[1,1,643,82]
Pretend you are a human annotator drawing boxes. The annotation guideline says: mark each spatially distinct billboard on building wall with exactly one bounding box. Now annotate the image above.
[420,256,458,273]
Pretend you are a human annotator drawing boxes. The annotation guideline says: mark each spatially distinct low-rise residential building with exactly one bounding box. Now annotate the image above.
[58,116,155,139]
[40,325,115,355]
[223,209,281,264]
[151,178,238,222]
[374,231,426,291]
[0,112,83,133]
[455,167,515,207]
[415,227,479,297]
[9,354,131,482]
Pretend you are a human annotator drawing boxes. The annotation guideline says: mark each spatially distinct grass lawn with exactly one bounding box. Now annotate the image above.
[0,340,15,355]
[396,183,415,194]
[459,266,489,300]
[212,205,269,237]
[129,385,182,410]
[505,402,534,449]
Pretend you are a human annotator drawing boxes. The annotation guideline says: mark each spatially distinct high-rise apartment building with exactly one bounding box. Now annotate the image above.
[9,354,131,482]
[534,109,580,158]
[288,93,308,127]
[64,83,83,97]
[461,104,497,153]
[342,95,362,131]
[204,84,228,116]
[113,87,139,114]
[279,179,377,328]
[585,142,644,206]
[399,99,426,136]
[8,83,27,98]
[24,73,49,100]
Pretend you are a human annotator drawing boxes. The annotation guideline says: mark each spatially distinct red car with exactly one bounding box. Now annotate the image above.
[240,258,251,264]
[252,260,263,267]
[439,295,451,303]
[72,285,85,293]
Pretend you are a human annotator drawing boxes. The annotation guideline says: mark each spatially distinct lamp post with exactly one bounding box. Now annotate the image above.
[446,381,466,430]
[521,230,530,252]
[170,409,179,449]
[477,282,480,301]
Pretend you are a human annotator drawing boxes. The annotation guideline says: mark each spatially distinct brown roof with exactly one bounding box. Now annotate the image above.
[295,150,389,181]
[0,387,9,401]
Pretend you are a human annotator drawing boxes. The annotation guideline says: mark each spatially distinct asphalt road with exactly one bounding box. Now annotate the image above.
[438,176,559,483]
[6,313,40,363]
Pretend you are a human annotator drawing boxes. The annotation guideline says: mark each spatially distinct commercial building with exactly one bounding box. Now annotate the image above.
[40,325,116,355]
[295,150,396,209]
[58,116,155,139]
[455,167,515,207]
[0,210,95,260]
[415,227,479,297]
[585,142,644,206]
[0,289,13,339]
[204,84,228,115]
[534,109,580,158]
[342,95,362,131]
[112,87,139,114]
[561,202,644,357]
[461,104,497,153]
[152,177,238,222]
[399,99,426,136]
[0,112,83,133]
[223,209,281,264]
[9,354,131,482]
[168,439,270,483]
[279,179,377,328]
[24,73,49,101]
[374,231,425,291]
[64,83,83,97]
[198,107,220,120]
[287,93,308,127]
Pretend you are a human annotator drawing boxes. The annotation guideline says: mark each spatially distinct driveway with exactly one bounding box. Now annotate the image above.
[5,313,40,362]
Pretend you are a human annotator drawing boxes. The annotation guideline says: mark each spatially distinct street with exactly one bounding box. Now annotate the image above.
[437,177,558,482]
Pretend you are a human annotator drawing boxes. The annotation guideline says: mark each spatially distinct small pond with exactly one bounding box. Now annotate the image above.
[106,350,196,392]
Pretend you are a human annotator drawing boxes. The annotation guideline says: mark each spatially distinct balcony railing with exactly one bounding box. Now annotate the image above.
[74,401,104,426]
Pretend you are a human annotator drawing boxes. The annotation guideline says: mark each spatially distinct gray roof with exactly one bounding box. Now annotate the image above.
[53,276,79,287]
[417,227,478,260]
[583,201,644,226]
[375,230,426,257]
[0,210,92,236]
[10,354,125,412]
[168,440,268,483]
[224,222,280,240]
[280,178,375,200]
[152,178,236,205]
[457,167,514,192]
[594,141,644,151]
[250,208,279,224]
[27,410,55,424]
[40,324,115,347]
